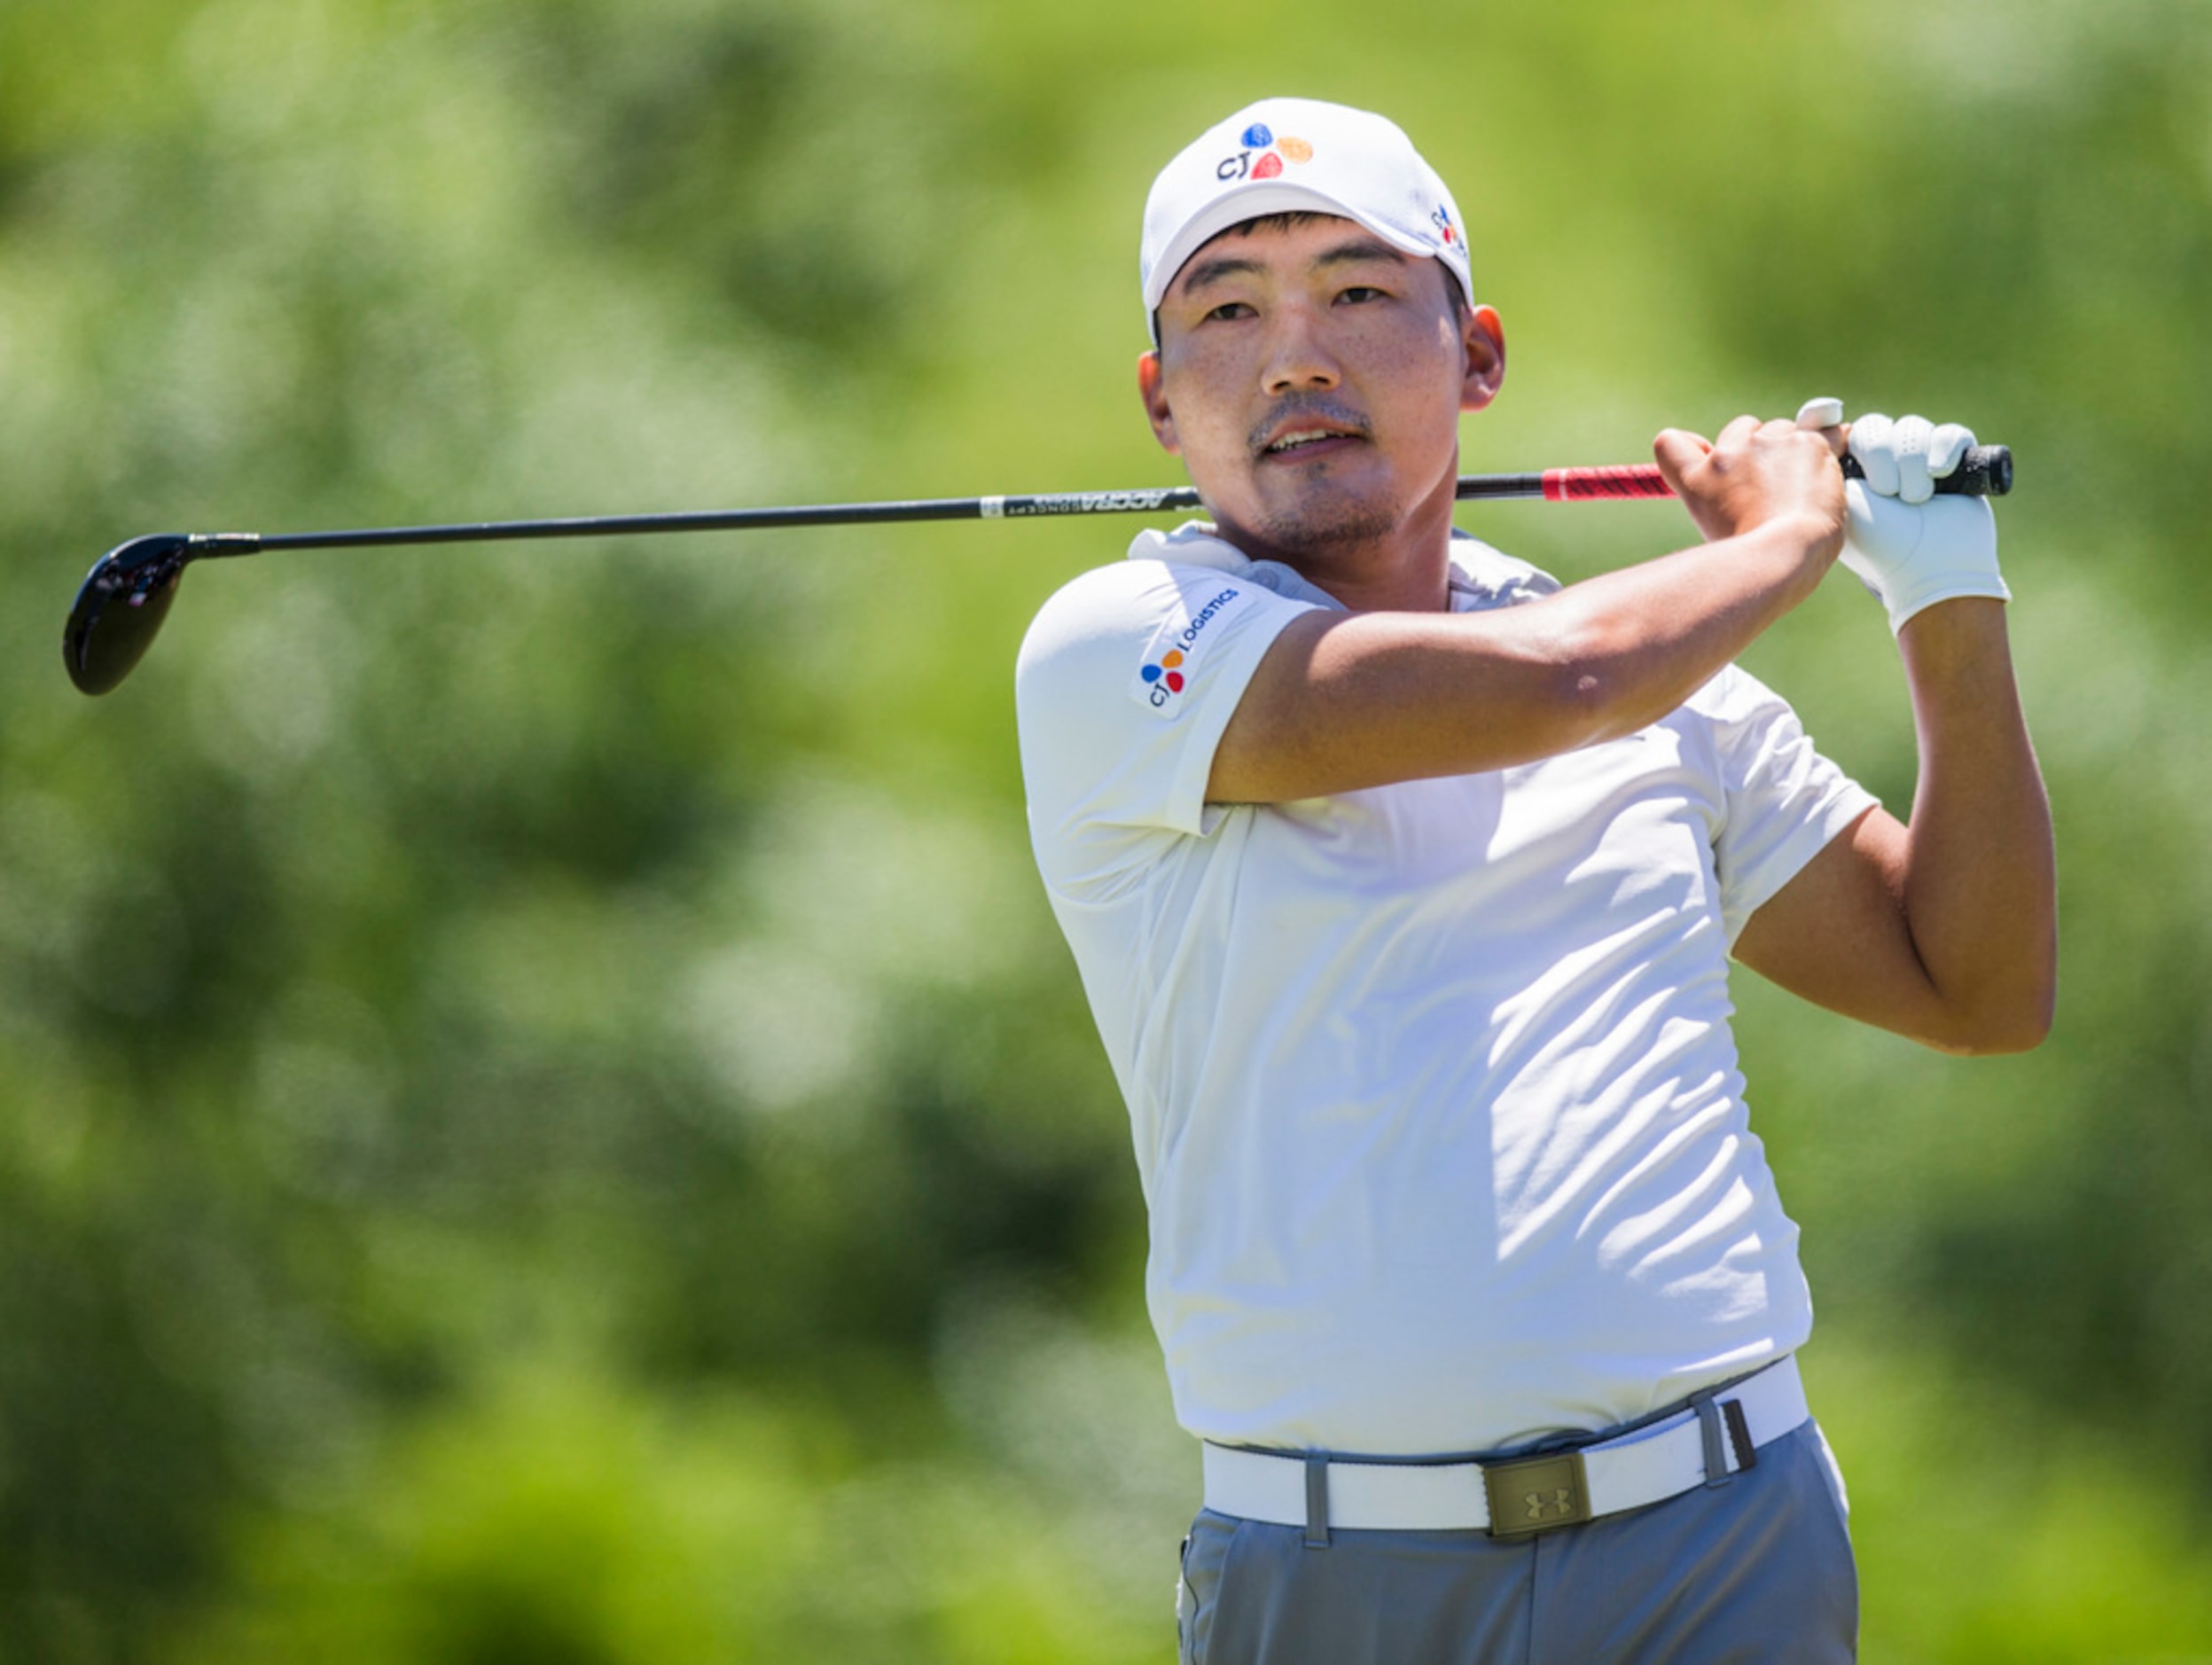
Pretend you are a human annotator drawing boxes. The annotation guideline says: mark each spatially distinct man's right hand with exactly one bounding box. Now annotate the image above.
[1652,411,1848,561]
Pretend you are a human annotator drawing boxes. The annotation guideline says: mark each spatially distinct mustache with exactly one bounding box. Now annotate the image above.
[1247,395,1372,456]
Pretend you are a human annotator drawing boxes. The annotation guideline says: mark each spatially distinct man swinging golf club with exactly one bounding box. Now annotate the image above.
[1014,98,2054,1661]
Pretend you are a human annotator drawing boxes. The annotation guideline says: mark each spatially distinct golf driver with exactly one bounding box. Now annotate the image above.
[61,446,2011,696]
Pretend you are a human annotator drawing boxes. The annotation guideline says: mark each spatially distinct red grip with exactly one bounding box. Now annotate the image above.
[1541,466,1676,503]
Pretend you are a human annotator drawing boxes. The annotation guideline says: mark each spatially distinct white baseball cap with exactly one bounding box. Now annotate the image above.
[1139,98,1472,340]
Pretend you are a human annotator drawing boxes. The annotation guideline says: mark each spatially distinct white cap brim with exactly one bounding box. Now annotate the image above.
[1143,182,1448,317]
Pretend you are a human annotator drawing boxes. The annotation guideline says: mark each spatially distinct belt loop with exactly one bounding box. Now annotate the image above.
[1692,1390,1731,1489]
[1303,1453,1331,1549]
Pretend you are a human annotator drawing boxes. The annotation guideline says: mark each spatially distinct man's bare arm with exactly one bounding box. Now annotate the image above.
[1732,599,2056,1054]
[1209,416,1844,803]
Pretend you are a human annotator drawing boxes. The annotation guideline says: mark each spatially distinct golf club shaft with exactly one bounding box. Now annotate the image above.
[179,449,2011,557]
[62,444,2013,696]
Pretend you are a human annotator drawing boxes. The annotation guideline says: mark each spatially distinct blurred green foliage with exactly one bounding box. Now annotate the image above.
[2,0,2208,1659]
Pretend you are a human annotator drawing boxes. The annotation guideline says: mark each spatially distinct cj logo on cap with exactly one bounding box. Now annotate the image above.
[1431,205,1459,248]
[1215,122,1313,182]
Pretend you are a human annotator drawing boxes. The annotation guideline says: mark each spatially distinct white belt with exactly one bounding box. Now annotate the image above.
[1201,1355,1809,1539]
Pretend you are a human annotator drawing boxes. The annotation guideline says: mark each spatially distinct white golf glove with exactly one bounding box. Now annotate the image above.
[1838,410,2008,635]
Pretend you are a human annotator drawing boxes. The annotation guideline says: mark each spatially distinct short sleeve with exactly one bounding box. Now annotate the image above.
[1014,559,1317,896]
[1688,664,1881,946]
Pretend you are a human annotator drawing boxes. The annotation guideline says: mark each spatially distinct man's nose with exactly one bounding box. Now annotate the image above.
[1261,304,1340,395]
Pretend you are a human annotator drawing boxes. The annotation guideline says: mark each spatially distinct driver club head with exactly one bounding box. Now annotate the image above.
[63,535,195,695]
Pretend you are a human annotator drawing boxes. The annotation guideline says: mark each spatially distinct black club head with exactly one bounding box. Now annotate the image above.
[63,535,196,695]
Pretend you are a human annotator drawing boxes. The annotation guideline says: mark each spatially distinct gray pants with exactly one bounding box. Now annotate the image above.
[1176,1420,1856,1664]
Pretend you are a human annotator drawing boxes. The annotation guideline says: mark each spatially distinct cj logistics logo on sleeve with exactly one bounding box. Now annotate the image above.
[1129,586,1253,717]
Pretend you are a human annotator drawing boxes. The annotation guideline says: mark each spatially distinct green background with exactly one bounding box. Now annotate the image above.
[4,0,2209,1657]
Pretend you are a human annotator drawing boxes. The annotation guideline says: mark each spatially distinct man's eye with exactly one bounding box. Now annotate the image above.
[1338,285,1385,304]
[1205,301,1255,321]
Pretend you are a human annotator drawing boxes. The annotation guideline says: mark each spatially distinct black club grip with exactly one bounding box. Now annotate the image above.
[1841,444,2012,497]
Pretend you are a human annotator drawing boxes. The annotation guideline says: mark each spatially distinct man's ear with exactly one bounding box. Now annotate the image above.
[1137,350,1181,454]
[1460,304,1506,413]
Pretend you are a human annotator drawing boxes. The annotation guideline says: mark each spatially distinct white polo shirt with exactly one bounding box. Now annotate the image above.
[1014,523,1878,1456]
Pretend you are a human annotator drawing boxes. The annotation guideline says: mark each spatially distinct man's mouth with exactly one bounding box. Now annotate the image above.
[1255,406,1372,461]
[1263,427,1360,456]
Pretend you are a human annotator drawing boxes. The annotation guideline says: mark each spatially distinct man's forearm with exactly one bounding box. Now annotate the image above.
[1895,598,2058,1048]
[1525,509,1840,747]
[1208,511,1838,802]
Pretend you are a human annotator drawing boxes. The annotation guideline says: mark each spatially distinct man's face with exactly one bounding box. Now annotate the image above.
[1139,215,1504,566]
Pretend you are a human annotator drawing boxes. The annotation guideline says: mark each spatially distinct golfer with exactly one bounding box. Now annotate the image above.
[1014,98,2053,1662]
